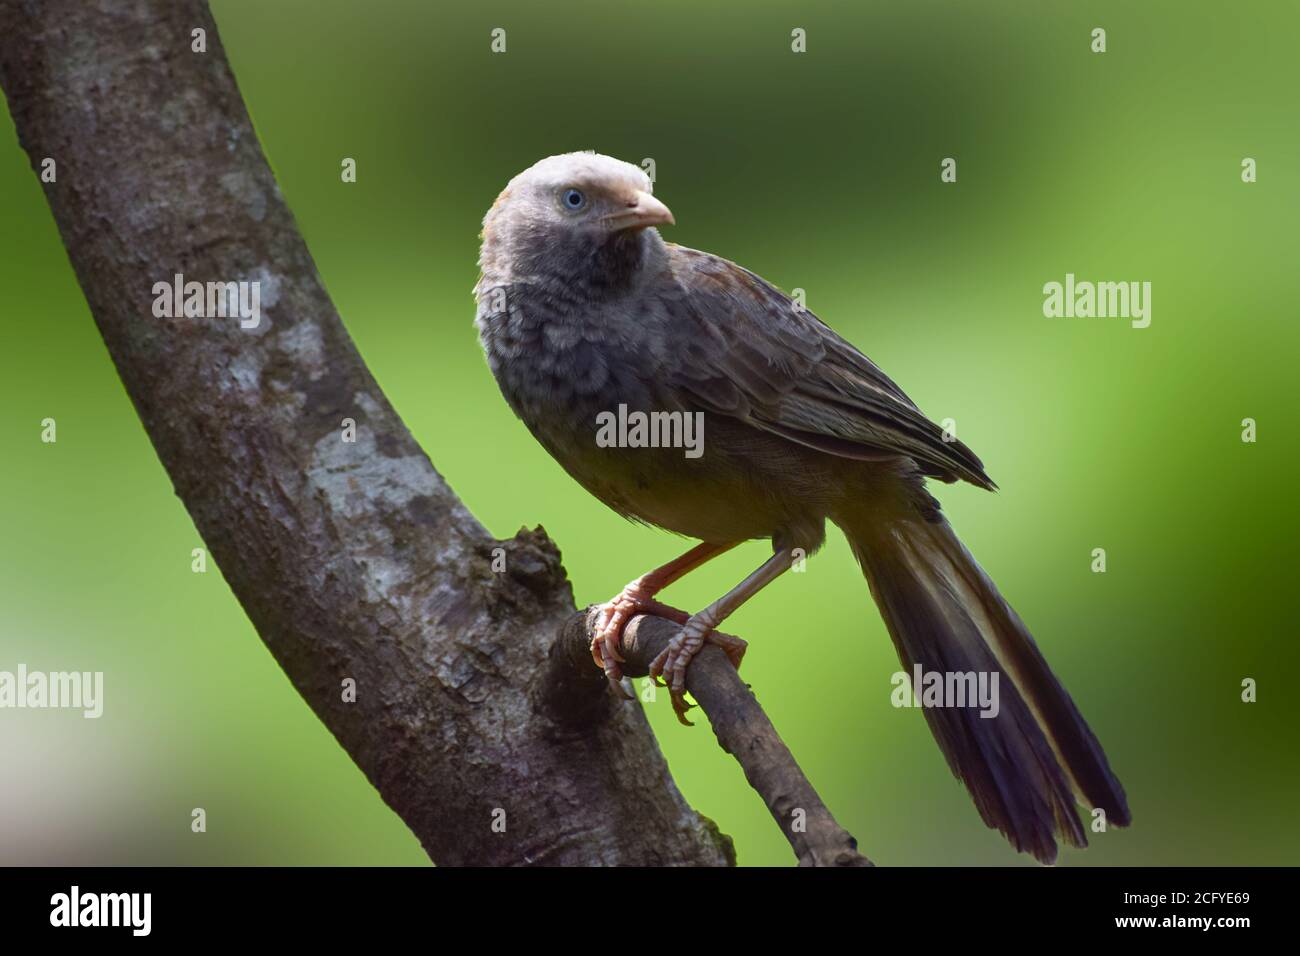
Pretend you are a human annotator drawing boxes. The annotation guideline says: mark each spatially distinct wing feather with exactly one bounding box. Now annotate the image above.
[659,245,995,490]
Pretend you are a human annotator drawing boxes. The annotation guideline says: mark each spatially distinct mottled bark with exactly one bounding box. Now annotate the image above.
[0,0,730,866]
[0,0,870,868]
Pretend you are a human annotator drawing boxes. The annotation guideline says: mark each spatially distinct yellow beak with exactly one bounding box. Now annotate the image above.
[606,190,675,230]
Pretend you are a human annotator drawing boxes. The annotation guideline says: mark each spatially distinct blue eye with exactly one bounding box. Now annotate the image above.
[561,188,586,210]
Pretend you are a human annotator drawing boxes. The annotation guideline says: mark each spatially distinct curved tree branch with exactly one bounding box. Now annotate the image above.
[0,0,862,866]
[551,609,871,867]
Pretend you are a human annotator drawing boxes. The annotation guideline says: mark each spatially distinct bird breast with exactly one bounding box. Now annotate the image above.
[476,283,835,548]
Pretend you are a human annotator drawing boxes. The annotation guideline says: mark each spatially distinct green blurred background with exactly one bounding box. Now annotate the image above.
[1,0,1296,866]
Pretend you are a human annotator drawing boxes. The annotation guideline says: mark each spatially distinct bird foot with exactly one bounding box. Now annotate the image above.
[649,621,748,725]
[590,582,690,697]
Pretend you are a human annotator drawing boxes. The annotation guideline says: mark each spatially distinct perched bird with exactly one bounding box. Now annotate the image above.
[475,151,1129,863]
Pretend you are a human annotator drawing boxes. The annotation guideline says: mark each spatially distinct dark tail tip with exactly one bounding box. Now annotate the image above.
[843,508,1129,864]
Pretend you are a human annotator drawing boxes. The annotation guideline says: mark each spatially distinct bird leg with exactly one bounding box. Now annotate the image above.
[591,540,738,693]
[650,548,794,725]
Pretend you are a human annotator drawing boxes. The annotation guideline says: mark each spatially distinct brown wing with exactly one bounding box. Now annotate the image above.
[659,245,995,490]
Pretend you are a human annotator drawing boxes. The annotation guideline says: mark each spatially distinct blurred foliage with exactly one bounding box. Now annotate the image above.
[1,0,1295,865]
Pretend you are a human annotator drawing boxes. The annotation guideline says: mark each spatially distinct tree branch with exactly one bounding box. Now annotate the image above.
[550,609,871,867]
[0,0,730,866]
[0,0,861,866]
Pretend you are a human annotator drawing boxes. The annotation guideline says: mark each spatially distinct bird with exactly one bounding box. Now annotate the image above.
[474,151,1130,864]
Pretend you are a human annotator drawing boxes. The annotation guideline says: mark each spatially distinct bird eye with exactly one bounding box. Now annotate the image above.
[561,188,586,210]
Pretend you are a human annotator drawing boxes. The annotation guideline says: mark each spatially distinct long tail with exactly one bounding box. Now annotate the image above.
[836,498,1130,864]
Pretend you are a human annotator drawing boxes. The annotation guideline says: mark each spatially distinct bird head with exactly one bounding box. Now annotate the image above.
[478,152,673,291]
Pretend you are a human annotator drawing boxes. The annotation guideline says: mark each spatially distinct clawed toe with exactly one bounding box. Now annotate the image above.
[592,585,693,695]
[707,631,748,671]
[591,580,745,726]
[648,647,695,725]
[648,621,718,726]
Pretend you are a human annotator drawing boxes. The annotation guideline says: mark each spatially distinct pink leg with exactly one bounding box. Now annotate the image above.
[591,541,738,692]
[650,549,793,724]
